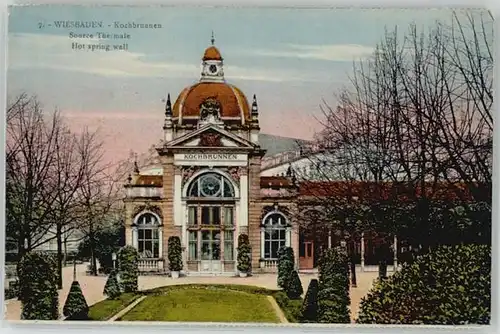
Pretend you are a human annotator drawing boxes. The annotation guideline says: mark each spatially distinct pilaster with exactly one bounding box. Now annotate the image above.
[247,157,262,270]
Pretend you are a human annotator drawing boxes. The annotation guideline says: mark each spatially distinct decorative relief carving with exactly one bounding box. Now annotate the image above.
[182,166,201,185]
[239,167,248,176]
[227,166,241,183]
[131,203,163,222]
[199,98,222,123]
[174,165,183,174]
[199,131,222,147]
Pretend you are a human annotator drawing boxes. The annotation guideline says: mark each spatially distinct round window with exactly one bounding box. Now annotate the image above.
[200,174,221,197]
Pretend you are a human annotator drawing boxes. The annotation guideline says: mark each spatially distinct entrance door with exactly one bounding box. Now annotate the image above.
[200,230,221,272]
[299,241,314,270]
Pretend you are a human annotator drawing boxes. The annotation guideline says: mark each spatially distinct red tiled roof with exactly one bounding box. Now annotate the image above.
[298,181,481,202]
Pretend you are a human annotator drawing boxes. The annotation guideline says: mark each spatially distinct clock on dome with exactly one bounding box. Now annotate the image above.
[200,33,225,83]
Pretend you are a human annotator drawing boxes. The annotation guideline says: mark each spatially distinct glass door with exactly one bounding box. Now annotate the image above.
[200,230,221,272]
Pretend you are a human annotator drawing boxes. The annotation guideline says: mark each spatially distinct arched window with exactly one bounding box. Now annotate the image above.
[263,213,287,259]
[187,172,235,198]
[136,212,160,258]
[184,171,237,266]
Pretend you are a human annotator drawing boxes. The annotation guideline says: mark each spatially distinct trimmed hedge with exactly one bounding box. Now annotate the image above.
[168,236,183,272]
[286,270,303,299]
[237,234,252,273]
[277,246,295,289]
[63,281,89,320]
[118,246,139,293]
[300,279,319,323]
[103,269,121,299]
[357,244,491,325]
[274,291,303,323]
[317,247,351,323]
[17,252,59,320]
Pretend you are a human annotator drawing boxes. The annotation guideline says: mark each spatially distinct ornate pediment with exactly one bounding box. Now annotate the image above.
[166,124,257,150]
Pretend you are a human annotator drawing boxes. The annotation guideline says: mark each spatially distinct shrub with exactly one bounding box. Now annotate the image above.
[4,280,19,300]
[378,260,388,280]
[118,246,139,293]
[236,234,252,273]
[103,269,121,299]
[273,291,303,323]
[277,246,295,289]
[286,270,303,299]
[168,236,183,272]
[78,222,125,274]
[300,279,319,323]
[357,244,491,325]
[317,246,350,323]
[17,252,59,320]
[63,281,89,320]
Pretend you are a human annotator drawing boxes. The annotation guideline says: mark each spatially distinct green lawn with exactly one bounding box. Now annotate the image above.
[119,287,280,323]
[88,293,140,320]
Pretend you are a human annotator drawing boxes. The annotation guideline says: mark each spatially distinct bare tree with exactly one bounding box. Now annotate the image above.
[6,94,61,256]
[74,129,126,275]
[307,10,492,200]
[292,10,492,274]
[6,93,124,287]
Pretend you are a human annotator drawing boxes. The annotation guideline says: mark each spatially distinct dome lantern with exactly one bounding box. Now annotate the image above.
[201,32,224,83]
[171,34,252,127]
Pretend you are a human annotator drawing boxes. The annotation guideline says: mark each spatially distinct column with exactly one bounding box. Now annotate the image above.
[125,225,133,246]
[239,174,248,227]
[328,229,332,249]
[132,226,138,248]
[220,224,225,269]
[181,203,188,267]
[260,227,265,264]
[393,234,398,271]
[361,232,365,272]
[158,227,164,269]
[158,228,163,257]
[285,227,292,247]
[174,172,182,226]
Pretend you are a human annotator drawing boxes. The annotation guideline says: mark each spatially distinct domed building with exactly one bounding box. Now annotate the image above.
[123,38,403,276]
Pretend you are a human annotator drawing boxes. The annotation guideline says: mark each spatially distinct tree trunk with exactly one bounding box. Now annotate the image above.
[350,260,357,287]
[89,223,98,276]
[56,223,63,289]
[350,239,357,287]
[378,260,387,280]
[63,237,68,267]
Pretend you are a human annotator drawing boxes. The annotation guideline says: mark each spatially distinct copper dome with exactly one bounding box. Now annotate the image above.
[203,46,223,61]
[172,82,250,122]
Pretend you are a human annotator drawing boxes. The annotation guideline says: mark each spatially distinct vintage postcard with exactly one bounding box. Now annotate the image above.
[4,5,492,325]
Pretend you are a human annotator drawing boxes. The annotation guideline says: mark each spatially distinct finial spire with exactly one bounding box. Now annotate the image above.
[251,94,258,116]
[211,30,215,45]
[165,93,172,116]
[133,153,139,174]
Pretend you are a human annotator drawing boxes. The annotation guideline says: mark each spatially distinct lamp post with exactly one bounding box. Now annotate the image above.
[112,252,117,270]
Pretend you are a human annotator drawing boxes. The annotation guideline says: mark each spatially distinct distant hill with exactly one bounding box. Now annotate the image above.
[259,133,311,157]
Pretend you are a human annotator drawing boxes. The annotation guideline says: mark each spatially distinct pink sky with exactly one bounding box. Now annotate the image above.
[64,108,321,165]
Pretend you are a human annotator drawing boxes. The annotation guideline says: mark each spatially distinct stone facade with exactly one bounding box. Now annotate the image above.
[123,41,318,276]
